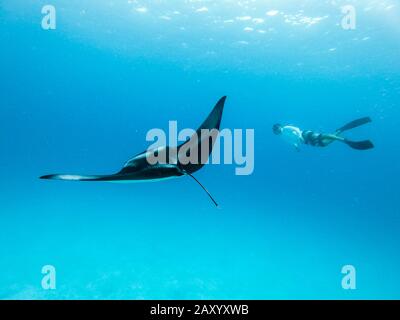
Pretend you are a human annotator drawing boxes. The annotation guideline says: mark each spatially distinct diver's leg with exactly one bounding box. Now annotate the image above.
[318,134,344,147]
[314,132,373,150]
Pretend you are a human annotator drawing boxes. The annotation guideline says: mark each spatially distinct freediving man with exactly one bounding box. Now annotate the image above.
[272,117,374,151]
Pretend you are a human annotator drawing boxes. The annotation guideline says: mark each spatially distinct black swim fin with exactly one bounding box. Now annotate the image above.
[336,117,372,134]
[344,139,374,150]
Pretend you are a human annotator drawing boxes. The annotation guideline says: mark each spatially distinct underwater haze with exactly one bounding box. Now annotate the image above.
[0,0,399,299]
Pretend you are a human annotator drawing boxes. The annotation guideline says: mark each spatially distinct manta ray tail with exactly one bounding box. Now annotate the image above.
[40,174,105,181]
[185,172,218,207]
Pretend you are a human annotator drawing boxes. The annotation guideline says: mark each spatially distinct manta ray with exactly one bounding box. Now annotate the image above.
[40,96,227,206]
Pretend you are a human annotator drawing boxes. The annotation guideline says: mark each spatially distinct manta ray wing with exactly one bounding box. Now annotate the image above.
[177,96,226,174]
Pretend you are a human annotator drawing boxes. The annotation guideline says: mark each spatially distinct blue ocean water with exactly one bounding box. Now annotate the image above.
[0,0,399,299]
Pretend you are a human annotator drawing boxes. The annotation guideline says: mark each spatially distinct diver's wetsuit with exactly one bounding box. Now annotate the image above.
[301,130,337,147]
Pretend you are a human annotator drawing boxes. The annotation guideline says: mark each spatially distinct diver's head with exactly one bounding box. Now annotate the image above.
[273,123,283,135]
